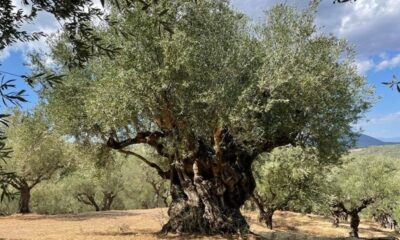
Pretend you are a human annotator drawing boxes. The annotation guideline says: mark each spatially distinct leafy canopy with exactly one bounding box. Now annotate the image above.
[40,1,372,166]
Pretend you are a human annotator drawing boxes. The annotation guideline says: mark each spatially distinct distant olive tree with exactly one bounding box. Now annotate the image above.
[252,146,327,229]
[69,146,124,212]
[329,156,400,238]
[2,108,67,213]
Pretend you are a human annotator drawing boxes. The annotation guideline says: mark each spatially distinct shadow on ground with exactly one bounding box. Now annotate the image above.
[7,210,140,221]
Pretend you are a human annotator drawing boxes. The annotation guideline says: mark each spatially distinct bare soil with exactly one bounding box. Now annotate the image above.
[0,208,398,240]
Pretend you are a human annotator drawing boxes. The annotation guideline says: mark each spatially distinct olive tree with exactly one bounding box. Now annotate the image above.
[70,146,125,211]
[252,145,327,229]
[329,156,400,238]
[2,108,67,213]
[38,1,372,234]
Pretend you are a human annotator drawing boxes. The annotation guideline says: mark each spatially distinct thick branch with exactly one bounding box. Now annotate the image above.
[119,149,170,179]
[76,193,100,211]
[107,131,165,149]
[354,197,374,213]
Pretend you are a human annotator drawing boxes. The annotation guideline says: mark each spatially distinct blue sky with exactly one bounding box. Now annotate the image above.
[1,0,400,140]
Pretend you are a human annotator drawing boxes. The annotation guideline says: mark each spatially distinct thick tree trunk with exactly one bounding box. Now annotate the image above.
[19,186,31,214]
[107,129,258,235]
[349,212,360,238]
[161,156,255,235]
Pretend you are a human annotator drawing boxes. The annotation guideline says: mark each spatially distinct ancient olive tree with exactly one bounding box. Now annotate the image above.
[329,156,400,238]
[252,146,327,229]
[2,108,67,213]
[39,1,371,234]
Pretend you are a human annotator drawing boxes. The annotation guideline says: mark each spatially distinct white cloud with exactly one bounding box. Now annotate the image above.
[320,0,400,57]
[231,1,400,60]
[356,59,375,75]
[0,9,59,63]
[366,111,400,124]
[376,54,400,71]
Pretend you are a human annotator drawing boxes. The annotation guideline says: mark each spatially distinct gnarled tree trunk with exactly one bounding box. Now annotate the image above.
[107,129,273,235]
[161,156,255,234]
[19,185,31,214]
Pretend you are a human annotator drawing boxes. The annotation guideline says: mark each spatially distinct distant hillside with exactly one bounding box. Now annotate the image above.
[350,144,400,158]
[355,134,398,148]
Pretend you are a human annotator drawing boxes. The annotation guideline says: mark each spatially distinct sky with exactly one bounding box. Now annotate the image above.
[1,0,400,140]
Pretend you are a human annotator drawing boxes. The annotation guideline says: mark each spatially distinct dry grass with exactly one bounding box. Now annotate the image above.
[0,208,398,240]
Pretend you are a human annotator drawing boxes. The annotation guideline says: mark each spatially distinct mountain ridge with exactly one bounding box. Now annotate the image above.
[356,134,399,148]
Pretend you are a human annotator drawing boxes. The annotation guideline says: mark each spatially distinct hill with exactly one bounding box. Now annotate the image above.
[356,134,398,148]
[0,208,398,240]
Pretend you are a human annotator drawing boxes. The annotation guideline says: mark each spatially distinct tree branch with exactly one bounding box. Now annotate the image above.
[355,197,374,213]
[251,192,266,214]
[119,149,170,179]
[107,131,165,149]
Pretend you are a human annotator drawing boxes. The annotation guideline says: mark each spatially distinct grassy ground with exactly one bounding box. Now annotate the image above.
[0,208,398,240]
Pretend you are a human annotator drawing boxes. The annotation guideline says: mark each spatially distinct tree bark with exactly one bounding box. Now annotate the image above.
[160,132,256,235]
[160,163,254,235]
[108,129,260,235]
[349,212,360,238]
[19,185,31,214]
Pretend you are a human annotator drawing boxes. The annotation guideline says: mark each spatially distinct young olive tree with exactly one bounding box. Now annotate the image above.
[329,156,400,238]
[252,145,326,229]
[39,1,372,234]
[2,108,67,213]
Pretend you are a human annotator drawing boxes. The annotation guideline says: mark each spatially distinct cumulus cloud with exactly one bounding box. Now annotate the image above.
[376,54,400,71]
[356,59,375,75]
[231,0,400,63]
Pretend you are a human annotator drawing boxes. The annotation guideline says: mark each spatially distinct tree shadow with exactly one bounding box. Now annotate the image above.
[10,210,140,221]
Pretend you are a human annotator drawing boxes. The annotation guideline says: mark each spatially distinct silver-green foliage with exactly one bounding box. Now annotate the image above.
[41,1,372,162]
[254,145,326,213]
[330,155,400,215]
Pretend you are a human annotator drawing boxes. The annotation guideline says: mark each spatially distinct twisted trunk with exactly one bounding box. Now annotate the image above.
[107,129,283,235]
[161,129,256,234]
[161,161,255,234]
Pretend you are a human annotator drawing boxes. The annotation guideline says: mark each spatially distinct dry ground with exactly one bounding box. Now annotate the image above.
[0,208,398,240]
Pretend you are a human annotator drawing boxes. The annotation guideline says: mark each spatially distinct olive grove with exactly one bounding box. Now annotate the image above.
[28,0,373,234]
